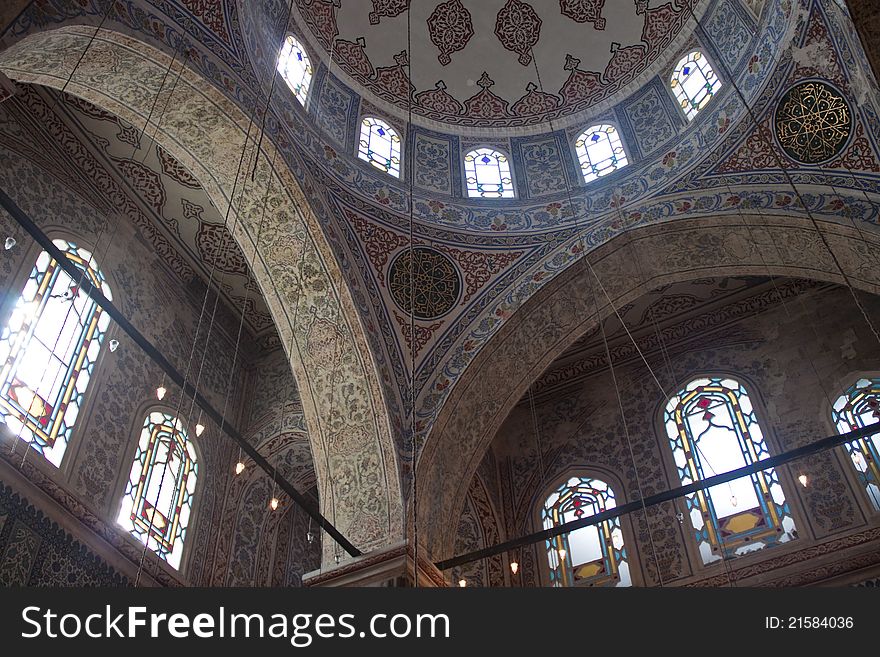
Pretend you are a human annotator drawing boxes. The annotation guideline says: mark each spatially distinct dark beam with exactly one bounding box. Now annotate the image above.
[0,187,362,557]
[435,422,879,571]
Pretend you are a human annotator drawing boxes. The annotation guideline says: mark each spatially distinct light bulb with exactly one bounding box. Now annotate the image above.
[798,474,808,487]
[269,497,279,511]
[156,385,166,400]
[195,423,205,437]
[307,531,315,544]
[510,561,519,575]
[4,236,15,250]
[234,461,245,475]
[458,579,467,587]
[108,339,119,352]
[557,547,567,560]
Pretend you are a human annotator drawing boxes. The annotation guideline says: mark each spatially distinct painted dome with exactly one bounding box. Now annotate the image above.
[292,0,711,133]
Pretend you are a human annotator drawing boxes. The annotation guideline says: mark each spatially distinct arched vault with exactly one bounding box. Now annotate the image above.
[0,26,403,556]
[418,213,880,559]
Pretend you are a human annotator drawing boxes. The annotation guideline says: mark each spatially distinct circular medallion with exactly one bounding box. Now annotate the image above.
[388,247,461,320]
[774,80,852,164]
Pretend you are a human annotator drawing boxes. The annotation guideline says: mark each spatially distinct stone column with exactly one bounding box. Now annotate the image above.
[303,542,449,587]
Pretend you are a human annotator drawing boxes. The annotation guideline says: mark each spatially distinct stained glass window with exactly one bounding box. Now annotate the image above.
[832,378,880,511]
[670,51,722,120]
[575,124,629,183]
[0,240,111,467]
[118,411,198,570]
[277,34,313,106]
[357,117,401,177]
[464,148,515,198]
[664,377,796,565]
[542,476,631,587]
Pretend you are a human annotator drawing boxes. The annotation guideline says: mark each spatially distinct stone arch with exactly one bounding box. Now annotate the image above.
[419,213,880,559]
[0,26,402,556]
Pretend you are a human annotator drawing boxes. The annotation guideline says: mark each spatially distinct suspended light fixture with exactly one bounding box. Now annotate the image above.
[510,561,519,575]
[798,474,808,487]
[269,497,280,511]
[458,579,467,588]
[156,385,167,400]
[730,495,737,507]
[108,339,119,352]
[4,236,16,250]
[557,546,567,561]
[195,422,205,437]
[234,461,245,475]
[306,530,315,544]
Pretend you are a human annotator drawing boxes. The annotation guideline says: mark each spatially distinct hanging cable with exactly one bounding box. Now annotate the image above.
[7,32,186,472]
[405,4,420,586]
[685,2,880,348]
[528,44,667,586]
[251,0,296,181]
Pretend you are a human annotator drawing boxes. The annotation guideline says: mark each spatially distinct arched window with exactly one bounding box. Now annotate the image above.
[669,50,722,120]
[357,117,402,177]
[118,411,198,569]
[663,377,796,565]
[575,124,629,183]
[542,476,631,587]
[464,148,515,199]
[0,240,111,467]
[277,35,313,106]
[832,378,880,511]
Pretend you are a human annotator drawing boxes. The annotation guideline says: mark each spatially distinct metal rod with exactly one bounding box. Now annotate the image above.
[435,422,878,571]
[0,186,362,558]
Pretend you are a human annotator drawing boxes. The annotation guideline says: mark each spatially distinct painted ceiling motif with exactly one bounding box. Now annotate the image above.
[774,80,853,164]
[3,85,277,347]
[294,0,705,129]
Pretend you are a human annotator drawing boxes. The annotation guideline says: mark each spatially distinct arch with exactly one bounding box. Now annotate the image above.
[463,147,515,199]
[0,27,401,557]
[574,124,629,183]
[277,34,313,106]
[669,50,722,120]
[357,116,402,177]
[418,213,880,559]
[0,238,111,467]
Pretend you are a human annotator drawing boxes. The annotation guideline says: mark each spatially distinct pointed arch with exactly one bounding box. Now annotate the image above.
[0,26,402,557]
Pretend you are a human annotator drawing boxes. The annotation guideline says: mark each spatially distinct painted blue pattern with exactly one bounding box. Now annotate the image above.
[705,0,754,71]
[621,78,679,157]
[413,132,456,195]
[516,136,568,197]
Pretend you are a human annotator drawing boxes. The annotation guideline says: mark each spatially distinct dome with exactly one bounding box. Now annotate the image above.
[293,0,712,133]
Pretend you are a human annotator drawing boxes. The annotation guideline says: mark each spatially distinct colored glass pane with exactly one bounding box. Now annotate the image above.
[670,51,722,120]
[358,117,401,177]
[118,411,198,569]
[277,35,313,106]
[542,476,631,587]
[464,148,515,198]
[0,240,111,467]
[832,378,880,511]
[663,377,796,564]
[575,124,629,183]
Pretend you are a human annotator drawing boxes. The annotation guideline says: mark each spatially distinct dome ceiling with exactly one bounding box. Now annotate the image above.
[294,0,707,130]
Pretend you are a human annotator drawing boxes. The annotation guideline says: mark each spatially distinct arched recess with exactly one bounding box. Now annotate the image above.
[0,26,402,556]
[419,213,880,559]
